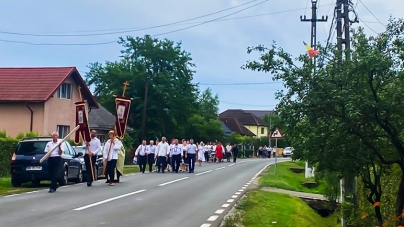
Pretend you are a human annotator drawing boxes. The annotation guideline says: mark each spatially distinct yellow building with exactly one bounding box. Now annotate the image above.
[218,109,270,138]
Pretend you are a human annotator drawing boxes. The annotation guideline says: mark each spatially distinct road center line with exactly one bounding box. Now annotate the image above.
[73,189,146,211]
[215,167,226,170]
[195,170,212,176]
[158,177,189,186]
[228,164,235,166]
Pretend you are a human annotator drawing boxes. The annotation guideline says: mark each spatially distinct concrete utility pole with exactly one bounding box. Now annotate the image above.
[300,0,328,72]
[335,0,358,226]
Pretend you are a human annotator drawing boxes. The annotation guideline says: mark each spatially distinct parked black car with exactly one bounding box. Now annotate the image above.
[10,137,84,187]
[72,145,104,181]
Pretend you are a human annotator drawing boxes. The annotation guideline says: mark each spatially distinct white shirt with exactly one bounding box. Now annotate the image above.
[226,145,232,152]
[272,148,277,153]
[44,141,63,157]
[135,145,148,156]
[187,144,197,154]
[171,144,182,155]
[148,145,156,154]
[83,137,102,155]
[155,141,170,157]
[102,138,123,161]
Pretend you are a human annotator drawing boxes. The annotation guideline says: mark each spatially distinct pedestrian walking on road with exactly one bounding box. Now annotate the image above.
[135,140,148,173]
[83,130,101,187]
[147,140,156,173]
[197,142,206,166]
[171,139,182,173]
[155,137,170,173]
[180,139,188,172]
[44,131,64,193]
[225,143,232,162]
[103,131,123,186]
[231,144,239,163]
[215,142,224,163]
[186,139,197,173]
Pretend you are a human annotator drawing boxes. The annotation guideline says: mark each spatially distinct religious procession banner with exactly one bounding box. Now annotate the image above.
[114,96,132,140]
[74,101,91,145]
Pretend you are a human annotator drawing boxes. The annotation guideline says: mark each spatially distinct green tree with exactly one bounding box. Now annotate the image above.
[86,35,199,142]
[198,88,219,120]
[243,19,404,226]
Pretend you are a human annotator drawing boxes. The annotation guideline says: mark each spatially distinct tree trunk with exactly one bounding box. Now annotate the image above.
[374,205,383,227]
[394,171,404,223]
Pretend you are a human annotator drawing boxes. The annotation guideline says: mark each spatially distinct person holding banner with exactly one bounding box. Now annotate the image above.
[103,131,123,186]
[83,130,101,187]
[44,132,64,193]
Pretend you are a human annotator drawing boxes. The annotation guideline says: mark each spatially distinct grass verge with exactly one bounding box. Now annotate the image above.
[259,161,326,194]
[0,178,45,196]
[123,166,140,174]
[229,190,338,227]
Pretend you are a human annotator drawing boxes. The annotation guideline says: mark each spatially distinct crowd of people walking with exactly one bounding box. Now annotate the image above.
[131,137,240,174]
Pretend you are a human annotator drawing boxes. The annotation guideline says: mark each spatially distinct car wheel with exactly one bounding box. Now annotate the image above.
[75,166,83,183]
[94,167,99,181]
[11,177,22,187]
[59,168,68,186]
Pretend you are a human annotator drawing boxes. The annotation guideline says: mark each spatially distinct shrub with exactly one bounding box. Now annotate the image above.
[0,137,19,177]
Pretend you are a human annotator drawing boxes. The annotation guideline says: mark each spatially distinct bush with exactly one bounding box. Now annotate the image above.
[238,149,254,158]
[0,138,19,177]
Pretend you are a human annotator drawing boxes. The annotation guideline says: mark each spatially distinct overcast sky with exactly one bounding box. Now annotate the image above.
[0,0,400,112]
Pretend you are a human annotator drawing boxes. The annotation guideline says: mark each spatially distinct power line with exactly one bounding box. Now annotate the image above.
[0,0,268,46]
[0,0,260,37]
[220,100,276,107]
[0,4,332,37]
[358,0,386,27]
[199,81,282,86]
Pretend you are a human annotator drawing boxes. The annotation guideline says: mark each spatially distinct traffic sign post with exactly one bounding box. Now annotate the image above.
[270,128,284,176]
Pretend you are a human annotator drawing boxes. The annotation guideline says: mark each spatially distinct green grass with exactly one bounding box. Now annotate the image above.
[235,190,338,227]
[259,161,326,194]
[0,178,46,195]
[123,165,140,174]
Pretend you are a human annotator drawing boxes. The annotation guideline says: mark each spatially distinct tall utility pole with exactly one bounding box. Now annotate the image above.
[335,0,358,226]
[300,0,328,71]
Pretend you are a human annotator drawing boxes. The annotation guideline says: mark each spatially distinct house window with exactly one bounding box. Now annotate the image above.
[57,125,70,138]
[57,83,72,99]
[261,127,265,135]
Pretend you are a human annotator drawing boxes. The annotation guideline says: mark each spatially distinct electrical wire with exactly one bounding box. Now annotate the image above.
[220,100,277,107]
[0,0,269,46]
[359,19,379,34]
[0,0,260,37]
[358,0,386,27]
[199,82,282,86]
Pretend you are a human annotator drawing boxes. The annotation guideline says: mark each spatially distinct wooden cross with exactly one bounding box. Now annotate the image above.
[77,85,83,101]
[122,81,129,97]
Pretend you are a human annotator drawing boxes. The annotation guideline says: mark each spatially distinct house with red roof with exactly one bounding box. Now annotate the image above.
[0,67,99,138]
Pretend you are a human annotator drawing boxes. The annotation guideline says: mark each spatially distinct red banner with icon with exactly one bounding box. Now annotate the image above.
[74,101,91,145]
[114,97,131,140]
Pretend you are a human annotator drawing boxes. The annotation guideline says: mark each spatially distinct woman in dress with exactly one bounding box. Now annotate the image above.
[215,142,224,163]
[197,142,205,166]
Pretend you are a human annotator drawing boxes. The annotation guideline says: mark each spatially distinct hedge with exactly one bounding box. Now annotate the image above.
[0,138,19,177]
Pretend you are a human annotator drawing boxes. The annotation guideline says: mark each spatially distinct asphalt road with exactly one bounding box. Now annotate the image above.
[0,158,288,227]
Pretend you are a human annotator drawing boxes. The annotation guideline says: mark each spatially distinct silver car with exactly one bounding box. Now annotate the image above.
[282,147,294,157]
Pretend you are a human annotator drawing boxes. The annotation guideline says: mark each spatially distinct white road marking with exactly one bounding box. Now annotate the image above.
[200,224,211,227]
[73,190,146,211]
[227,199,234,203]
[158,177,189,186]
[221,203,230,208]
[215,167,226,170]
[238,189,244,192]
[231,195,238,198]
[215,209,225,214]
[195,170,212,176]
[242,186,246,189]
[235,192,241,195]
[228,164,235,166]
[207,215,219,221]
[4,194,17,198]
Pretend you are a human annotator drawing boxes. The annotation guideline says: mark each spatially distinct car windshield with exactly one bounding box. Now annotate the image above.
[74,147,85,153]
[16,141,49,155]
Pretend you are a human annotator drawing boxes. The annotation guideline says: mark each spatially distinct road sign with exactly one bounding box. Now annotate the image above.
[270,128,284,139]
